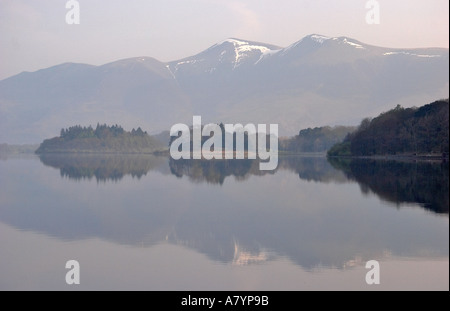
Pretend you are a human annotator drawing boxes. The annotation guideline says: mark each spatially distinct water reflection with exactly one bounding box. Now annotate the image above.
[169,158,272,184]
[39,155,449,215]
[39,155,349,185]
[329,158,449,214]
[0,155,446,270]
[39,154,168,182]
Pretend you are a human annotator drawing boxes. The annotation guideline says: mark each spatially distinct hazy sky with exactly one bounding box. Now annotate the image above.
[0,0,448,80]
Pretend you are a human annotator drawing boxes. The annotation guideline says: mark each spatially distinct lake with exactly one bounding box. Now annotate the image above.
[0,154,448,290]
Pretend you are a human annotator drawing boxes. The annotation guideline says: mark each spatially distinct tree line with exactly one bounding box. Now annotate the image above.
[280,126,355,153]
[36,124,163,154]
[328,99,449,157]
[59,124,147,140]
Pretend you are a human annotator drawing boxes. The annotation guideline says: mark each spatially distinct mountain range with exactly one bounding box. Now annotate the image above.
[0,34,448,143]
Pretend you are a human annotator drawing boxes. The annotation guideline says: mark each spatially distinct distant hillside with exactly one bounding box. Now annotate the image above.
[36,124,166,154]
[0,143,38,155]
[152,130,171,146]
[280,126,355,153]
[328,99,449,157]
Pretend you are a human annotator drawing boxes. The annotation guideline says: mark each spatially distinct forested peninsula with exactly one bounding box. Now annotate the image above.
[328,99,449,158]
[35,124,165,154]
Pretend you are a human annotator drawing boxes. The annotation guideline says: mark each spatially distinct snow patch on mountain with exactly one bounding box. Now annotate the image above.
[341,38,365,49]
[166,65,176,79]
[173,38,281,70]
[221,39,276,68]
[280,35,366,56]
[309,34,330,44]
[174,59,204,72]
[254,49,282,65]
[383,51,441,58]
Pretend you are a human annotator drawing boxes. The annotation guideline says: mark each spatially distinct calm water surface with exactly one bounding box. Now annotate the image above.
[0,155,448,290]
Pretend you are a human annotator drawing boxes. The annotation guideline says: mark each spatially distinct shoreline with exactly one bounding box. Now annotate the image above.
[327,154,448,162]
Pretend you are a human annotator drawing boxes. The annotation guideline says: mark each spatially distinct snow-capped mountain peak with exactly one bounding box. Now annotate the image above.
[169,38,281,73]
[308,34,331,44]
[210,38,282,68]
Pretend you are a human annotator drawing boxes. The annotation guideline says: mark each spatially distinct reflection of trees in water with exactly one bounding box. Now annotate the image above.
[169,158,271,185]
[170,156,448,214]
[168,156,344,185]
[39,154,448,214]
[278,156,349,184]
[39,154,167,182]
[5,154,447,269]
[329,158,449,214]
[40,154,347,184]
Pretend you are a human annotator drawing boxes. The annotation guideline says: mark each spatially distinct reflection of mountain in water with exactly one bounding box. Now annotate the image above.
[329,158,449,214]
[2,155,447,270]
[39,154,168,182]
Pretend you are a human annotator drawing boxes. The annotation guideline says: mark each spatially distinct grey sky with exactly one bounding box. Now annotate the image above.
[0,0,448,80]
